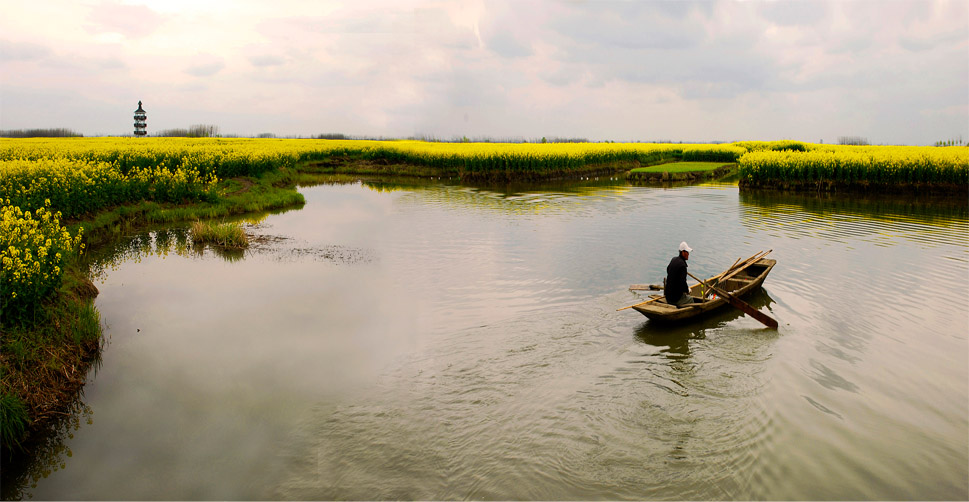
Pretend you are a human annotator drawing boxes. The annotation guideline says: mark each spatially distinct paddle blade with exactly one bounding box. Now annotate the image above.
[724,294,778,328]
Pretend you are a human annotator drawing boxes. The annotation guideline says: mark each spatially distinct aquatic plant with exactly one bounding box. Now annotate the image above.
[190,220,249,248]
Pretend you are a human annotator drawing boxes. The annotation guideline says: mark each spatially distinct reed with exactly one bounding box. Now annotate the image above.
[189,220,249,248]
[0,394,28,450]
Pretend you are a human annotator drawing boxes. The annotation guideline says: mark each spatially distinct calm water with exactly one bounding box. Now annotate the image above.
[4,180,967,500]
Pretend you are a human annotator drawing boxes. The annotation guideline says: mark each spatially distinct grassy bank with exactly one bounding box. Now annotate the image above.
[630,161,731,173]
[1,167,303,455]
[626,161,736,182]
[1,267,101,456]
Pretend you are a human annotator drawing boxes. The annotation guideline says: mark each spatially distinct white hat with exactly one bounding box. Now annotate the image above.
[679,241,693,253]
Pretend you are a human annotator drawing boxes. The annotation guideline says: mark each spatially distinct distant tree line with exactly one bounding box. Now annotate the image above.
[406,134,590,143]
[153,124,220,138]
[837,136,870,146]
[933,138,965,147]
[0,128,83,138]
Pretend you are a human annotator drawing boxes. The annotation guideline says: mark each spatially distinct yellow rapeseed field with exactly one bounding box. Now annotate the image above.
[1,198,83,320]
[738,144,968,185]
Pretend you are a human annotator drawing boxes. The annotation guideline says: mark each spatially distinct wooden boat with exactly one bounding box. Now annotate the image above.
[631,258,776,323]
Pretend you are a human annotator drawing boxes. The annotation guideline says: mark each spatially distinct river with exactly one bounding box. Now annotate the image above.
[4,179,967,500]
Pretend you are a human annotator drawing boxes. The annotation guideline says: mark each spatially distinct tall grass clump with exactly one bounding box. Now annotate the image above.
[0,394,29,450]
[190,220,248,248]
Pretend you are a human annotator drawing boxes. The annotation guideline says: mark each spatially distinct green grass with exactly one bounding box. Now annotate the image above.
[630,161,733,173]
[1,267,102,453]
[0,394,28,451]
[190,220,249,248]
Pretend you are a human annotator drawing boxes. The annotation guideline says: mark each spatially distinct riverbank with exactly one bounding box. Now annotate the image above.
[626,161,736,182]
[0,267,100,462]
[301,154,646,182]
[1,168,305,458]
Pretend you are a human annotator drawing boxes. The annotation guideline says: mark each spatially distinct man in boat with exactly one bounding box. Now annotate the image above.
[666,241,694,307]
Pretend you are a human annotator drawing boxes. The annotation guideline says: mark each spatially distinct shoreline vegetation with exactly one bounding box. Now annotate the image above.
[189,220,249,249]
[1,138,967,459]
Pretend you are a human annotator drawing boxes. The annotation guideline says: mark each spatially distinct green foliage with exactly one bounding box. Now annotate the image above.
[933,138,965,147]
[190,220,249,248]
[154,124,220,138]
[837,136,870,146]
[0,128,83,138]
[72,301,102,345]
[630,162,731,173]
[0,394,29,450]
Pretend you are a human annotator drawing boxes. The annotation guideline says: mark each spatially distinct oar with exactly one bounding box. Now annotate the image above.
[686,271,778,328]
[628,283,663,291]
[617,295,665,311]
[699,249,771,297]
[702,250,769,297]
[702,256,741,299]
[718,249,772,284]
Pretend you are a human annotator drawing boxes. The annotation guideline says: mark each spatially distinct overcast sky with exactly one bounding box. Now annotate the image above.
[1,0,966,144]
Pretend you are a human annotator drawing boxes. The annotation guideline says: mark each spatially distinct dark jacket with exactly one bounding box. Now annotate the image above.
[666,254,689,303]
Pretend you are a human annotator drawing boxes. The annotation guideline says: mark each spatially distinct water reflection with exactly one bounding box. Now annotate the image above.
[85,219,375,285]
[85,217,272,281]
[11,179,968,500]
[741,189,968,222]
[299,174,737,218]
[739,189,969,251]
[1,398,95,500]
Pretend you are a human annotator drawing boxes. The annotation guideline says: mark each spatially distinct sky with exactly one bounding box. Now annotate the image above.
[0,0,966,144]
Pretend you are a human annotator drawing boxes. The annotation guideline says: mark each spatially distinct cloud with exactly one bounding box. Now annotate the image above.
[185,58,225,77]
[248,54,286,67]
[899,28,967,52]
[86,1,165,39]
[760,1,829,27]
[482,28,531,59]
[549,3,708,51]
[0,0,964,144]
[0,39,52,62]
[518,4,775,99]
[264,7,415,36]
[414,7,480,50]
[477,3,533,58]
[94,57,128,70]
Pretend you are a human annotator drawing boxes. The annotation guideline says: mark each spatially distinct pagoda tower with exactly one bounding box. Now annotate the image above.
[133,101,147,136]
